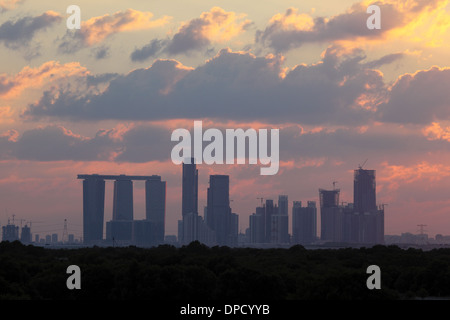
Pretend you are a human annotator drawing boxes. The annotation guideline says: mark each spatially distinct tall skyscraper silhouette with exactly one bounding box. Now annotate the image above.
[292,201,317,245]
[206,175,231,245]
[146,175,166,244]
[182,158,198,217]
[354,169,376,213]
[319,188,342,242]
[82,176,105,244]
[271,195,289,243]
[353,168,383,244]
[264,199,275,243]
[181,158,198,243]
[249,205,265,243]
[113,178,134,221]
[278,195,288,216]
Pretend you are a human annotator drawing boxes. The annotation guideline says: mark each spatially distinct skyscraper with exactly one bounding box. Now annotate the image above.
[20,225,32,244]
[182,158,198,218]
[292,201,317,245]
[271,195,289,244]
[206,175,231,245]
[319,189,342,242]
[353,168,384,244]
[278,195,288,216]
[264,199,275,243]
[182,158,198,244]
[354,168,376,213]
[113,178,134,221]
[82,176,105,244]
[146,175,166,244]
[249,204,266,244]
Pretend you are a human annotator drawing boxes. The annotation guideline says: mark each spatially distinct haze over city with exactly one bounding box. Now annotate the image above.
[2,0,450,240]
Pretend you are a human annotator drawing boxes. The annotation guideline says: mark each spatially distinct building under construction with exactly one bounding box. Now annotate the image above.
[319,166,384,245]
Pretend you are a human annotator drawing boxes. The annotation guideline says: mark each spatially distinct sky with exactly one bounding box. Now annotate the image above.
[1,0,450,240]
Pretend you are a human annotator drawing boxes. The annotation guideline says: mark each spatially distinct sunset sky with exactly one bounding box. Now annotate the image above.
[2,0,450,239]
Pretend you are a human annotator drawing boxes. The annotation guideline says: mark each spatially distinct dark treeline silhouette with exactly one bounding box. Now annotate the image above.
[1,241,450,300]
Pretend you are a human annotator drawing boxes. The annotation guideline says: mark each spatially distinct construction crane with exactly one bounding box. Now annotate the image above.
[332,181,338,190]
[17,218,27,228]
[256,197,264,206]
[358,159,368,170]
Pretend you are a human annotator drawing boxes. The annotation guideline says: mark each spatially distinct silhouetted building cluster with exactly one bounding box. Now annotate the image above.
[178,159,238,246]
[246,167,384,246]
[76,164,384,247]
[248,196,291,245]
[79,174,166,246]
[1,221,33,244]
[319,168,384,245]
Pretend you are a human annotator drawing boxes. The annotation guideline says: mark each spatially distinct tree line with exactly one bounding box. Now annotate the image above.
[0,241,449,300]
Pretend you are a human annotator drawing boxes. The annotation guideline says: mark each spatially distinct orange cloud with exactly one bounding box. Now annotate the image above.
[80,9,171,46]
[197,7,251,42]
[166,7,251,54]
[0,106,14,123]
[0,61,89,99]
[0,0,22,11]
[379,161,450,191]
[422,122,450,141]
[259,0,450,51]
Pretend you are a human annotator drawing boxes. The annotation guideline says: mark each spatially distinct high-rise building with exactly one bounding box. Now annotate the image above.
[229,212,239,246]
[145,175,166,244]
[319,189,342,242]
[278,195,288,216]
[249,205,265,243]
[270,214,289,244]
[20,225,32,244]
[292,201,317,245]
[2,223,19,242]
[181,158,198,244]
[354,168,376,213]
[270,195,289,244]
[182,158,198,217]
[51,233,58,243]
[353,168,384,244]
[264,199,275,243]
[206,175,232,245]
[113,178,134,221]
[82,176,105,244]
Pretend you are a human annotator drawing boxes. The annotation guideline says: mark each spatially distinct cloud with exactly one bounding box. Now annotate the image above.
[364,53,405,68]
[422,122,450,142]
[58,9,171,53]
[0,11,62,53]
[24,46,390,126]
[0,0,24,12]
[130,39,168,62]
[378,66,450,124]
[2,120,449,173]
[91,45,110,60]
[0,124,174,162]
[0,61,88,98]
[256,0,447,52]
[165,7,251,55]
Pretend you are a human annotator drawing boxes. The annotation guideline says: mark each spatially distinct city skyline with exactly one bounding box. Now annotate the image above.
[2,0,450,238]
